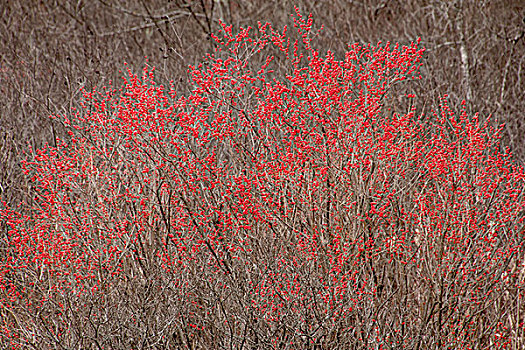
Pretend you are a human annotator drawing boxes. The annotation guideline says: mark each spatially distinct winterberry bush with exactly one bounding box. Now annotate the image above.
[1,11,524,349]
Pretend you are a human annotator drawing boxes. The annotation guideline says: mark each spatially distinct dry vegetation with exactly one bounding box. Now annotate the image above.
[1,1,525,349]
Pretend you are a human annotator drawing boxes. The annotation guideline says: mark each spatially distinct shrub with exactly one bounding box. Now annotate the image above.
[1,10,524,349]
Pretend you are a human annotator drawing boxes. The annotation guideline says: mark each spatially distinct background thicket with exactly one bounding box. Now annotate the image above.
[1,1,525,349]
[1,0,524,206]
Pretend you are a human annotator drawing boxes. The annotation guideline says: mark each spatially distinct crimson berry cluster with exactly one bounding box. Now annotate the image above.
[1,10,524,350]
